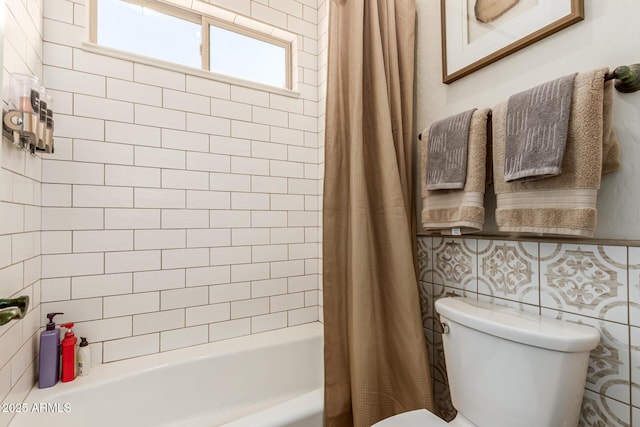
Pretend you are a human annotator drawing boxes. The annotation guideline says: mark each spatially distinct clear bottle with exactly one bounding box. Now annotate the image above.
[8,73,39,113]
[38,312,64,389]
[77,337,91,376]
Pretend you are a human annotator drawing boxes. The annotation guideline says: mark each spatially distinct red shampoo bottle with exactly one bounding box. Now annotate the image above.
[60,323,77,382]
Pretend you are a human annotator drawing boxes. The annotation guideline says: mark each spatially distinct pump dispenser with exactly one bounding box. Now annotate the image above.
[38,312,64,388]
[60,323,77,382]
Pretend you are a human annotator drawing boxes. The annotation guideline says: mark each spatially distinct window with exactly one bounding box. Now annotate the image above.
[206,22,288,89]
[95,1,201,68]
[90,0,292,89]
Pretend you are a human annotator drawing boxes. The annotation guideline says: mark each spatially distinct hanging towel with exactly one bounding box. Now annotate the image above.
[425,109,477,190]
[493,68,621,237]
[504,73,576,182]
[421,108,491,234]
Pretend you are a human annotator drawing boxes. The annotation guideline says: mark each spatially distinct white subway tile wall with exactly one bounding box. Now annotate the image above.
[1,1,324,424]
[418,236,640,426]
[35,0,322,367]
[317,0,327,322]
[0,0,44,425]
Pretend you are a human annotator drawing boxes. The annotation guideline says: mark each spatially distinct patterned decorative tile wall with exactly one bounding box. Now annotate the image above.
[418,235,640,426]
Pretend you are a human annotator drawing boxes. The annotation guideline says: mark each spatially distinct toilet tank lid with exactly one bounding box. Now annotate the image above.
[435,297,600,352]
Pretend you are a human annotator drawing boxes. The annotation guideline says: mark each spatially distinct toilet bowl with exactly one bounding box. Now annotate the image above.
[372,297,600,427]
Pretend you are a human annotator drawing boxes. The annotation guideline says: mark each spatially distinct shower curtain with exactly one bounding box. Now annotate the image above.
[322,0,434,426]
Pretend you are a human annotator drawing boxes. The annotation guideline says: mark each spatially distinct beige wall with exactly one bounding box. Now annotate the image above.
[414,0,640,240]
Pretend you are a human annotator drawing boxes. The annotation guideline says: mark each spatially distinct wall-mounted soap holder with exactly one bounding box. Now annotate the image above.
[1,73,54,154]
[2,109,54,153]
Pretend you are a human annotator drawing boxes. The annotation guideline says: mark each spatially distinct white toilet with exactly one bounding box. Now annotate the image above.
[373,297,600,427]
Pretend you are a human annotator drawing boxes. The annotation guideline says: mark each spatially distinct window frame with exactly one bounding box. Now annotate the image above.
[89,0,293,90]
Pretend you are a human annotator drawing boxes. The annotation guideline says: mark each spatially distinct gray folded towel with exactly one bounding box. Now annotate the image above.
[426,108,476,190]
[504,73,577,182]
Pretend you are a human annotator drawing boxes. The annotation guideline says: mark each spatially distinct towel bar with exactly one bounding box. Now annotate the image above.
[605,64,640,93]
[418,64,640,141]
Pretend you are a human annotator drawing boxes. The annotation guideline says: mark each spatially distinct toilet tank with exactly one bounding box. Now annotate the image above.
[435,297,600,427]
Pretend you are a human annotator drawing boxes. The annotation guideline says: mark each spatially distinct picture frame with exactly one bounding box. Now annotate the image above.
[441,0,584,84]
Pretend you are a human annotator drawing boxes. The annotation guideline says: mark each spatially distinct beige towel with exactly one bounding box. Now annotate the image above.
[493,68,621,237]
[421,108,491,234]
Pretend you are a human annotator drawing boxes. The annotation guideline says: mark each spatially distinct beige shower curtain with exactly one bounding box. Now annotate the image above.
[322,0,434,426]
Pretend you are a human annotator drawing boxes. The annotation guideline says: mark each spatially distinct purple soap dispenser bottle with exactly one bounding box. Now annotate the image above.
[39,312,64,388]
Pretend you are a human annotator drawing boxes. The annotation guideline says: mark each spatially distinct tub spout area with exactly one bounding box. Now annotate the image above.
[0,295,29,326]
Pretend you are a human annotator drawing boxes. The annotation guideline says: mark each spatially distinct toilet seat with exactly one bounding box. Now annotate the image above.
[371,409,448,426]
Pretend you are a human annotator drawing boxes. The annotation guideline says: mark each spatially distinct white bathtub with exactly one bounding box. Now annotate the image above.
[10,323,324,427]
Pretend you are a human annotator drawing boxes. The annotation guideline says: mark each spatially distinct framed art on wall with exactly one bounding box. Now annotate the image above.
[441,0,584,83]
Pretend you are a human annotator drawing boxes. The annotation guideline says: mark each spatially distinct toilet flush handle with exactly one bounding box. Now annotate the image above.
[440,322,449,334]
